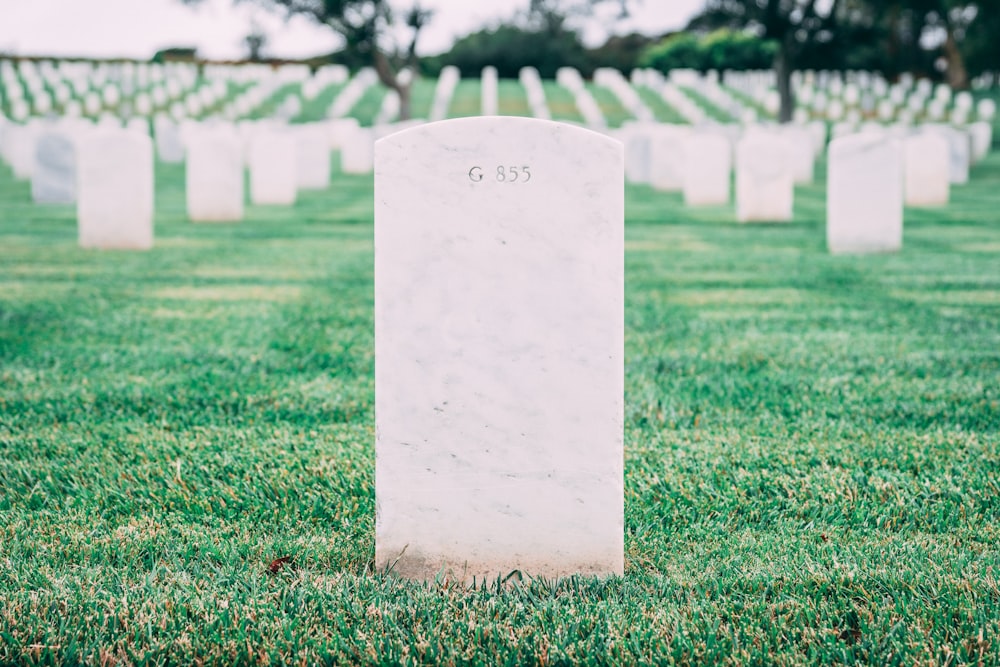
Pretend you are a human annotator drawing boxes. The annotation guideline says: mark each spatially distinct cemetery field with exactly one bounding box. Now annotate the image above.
[1,150,999,665]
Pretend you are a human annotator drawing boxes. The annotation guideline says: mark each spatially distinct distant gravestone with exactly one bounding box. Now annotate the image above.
[619,124,651,184]
[927,126,970,185]
[783,126,815,184]
[481,66,499,116]
[735,132,793,222]
[6,122,41,180]
[154,119,185,163]
[295,124,331,190]
[340,126,374,174]
[969,121,992,162]
[374,117,624,583]
[186,129,244,222]
[77,130,154,249]
[648,125,688,192]
[904,133,949,207]
[31,131,76,204]
[682,132,730,206]
[250,130,297,205]
[827,134,903,253]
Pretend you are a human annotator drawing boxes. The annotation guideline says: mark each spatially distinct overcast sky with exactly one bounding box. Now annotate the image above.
[0,0,704,60]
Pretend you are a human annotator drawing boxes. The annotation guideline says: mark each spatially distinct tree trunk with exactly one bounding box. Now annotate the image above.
[371,49,413,121]
[397,83,412,122]
[774,37,795,123]
[942,28,969,90]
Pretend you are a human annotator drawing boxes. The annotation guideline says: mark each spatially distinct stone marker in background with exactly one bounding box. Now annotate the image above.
[926,125,970,185]
[683,132,731,206]
[31,131,76,204]
[295,124,331,190]
[904,132,949,207]
[154,118,185,163]
[735,132,793,222]
[250,129,297,205]
[969,121,992,163]
[186,128,244,222]
[784,125,815,185]
[341,126,374,174]
[77,130,154,249]
[648,125,688,192]
[827,134,903,253]
[481,66,498,116]
[375,117,624,583]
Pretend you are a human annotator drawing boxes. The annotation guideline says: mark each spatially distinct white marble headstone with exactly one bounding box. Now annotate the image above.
[904,132,949,207]
[340,126,374,174]
[682,132,731,206]
[250,130,297,205]
[186,129,244,222]
[735,132,793,222]
[77,130,154,249]
[295,124,331,190]
[827,134,903,254]
[31,131,76,204]
[648,125,689,192]
[374,117,624,583]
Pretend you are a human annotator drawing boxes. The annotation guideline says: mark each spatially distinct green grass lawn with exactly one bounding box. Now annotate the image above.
[1,99,999,665]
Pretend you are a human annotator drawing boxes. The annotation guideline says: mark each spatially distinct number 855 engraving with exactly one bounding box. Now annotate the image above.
[468,166,532,183]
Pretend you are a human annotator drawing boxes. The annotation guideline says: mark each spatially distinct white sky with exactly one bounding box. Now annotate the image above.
[0,0,705,60]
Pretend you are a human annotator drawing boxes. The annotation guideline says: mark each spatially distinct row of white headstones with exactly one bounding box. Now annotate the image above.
[4,58,996,129]
[0,62,994,253]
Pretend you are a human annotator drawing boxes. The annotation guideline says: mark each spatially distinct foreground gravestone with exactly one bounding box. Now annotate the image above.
[31,131,76,204]
[186,129,244,222]
[904,132,949,207]
[77,130,154,249]
[374,117,624,583]
[736,132,793,222]
[827,134,903,253]
[250,130,297,205]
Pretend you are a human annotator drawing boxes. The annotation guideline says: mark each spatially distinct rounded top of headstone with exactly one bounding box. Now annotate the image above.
[373,116,624,152]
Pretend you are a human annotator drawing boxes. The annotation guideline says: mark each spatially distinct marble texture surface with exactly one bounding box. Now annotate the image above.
[31,131,76,204]
[827,134,903,254]
[904,132,949,207]
[77,130,154,250]
[186,129,244,222]
[736,133,793,222]
[682,132,731,206]
[250,130,297,205]
[374,117,624,583]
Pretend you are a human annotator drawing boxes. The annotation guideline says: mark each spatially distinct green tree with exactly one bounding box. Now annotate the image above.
[182,0,433,120]
[688,0,848,122]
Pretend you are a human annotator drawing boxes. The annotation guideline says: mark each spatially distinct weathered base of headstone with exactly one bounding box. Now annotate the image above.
[374,117,624,584]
